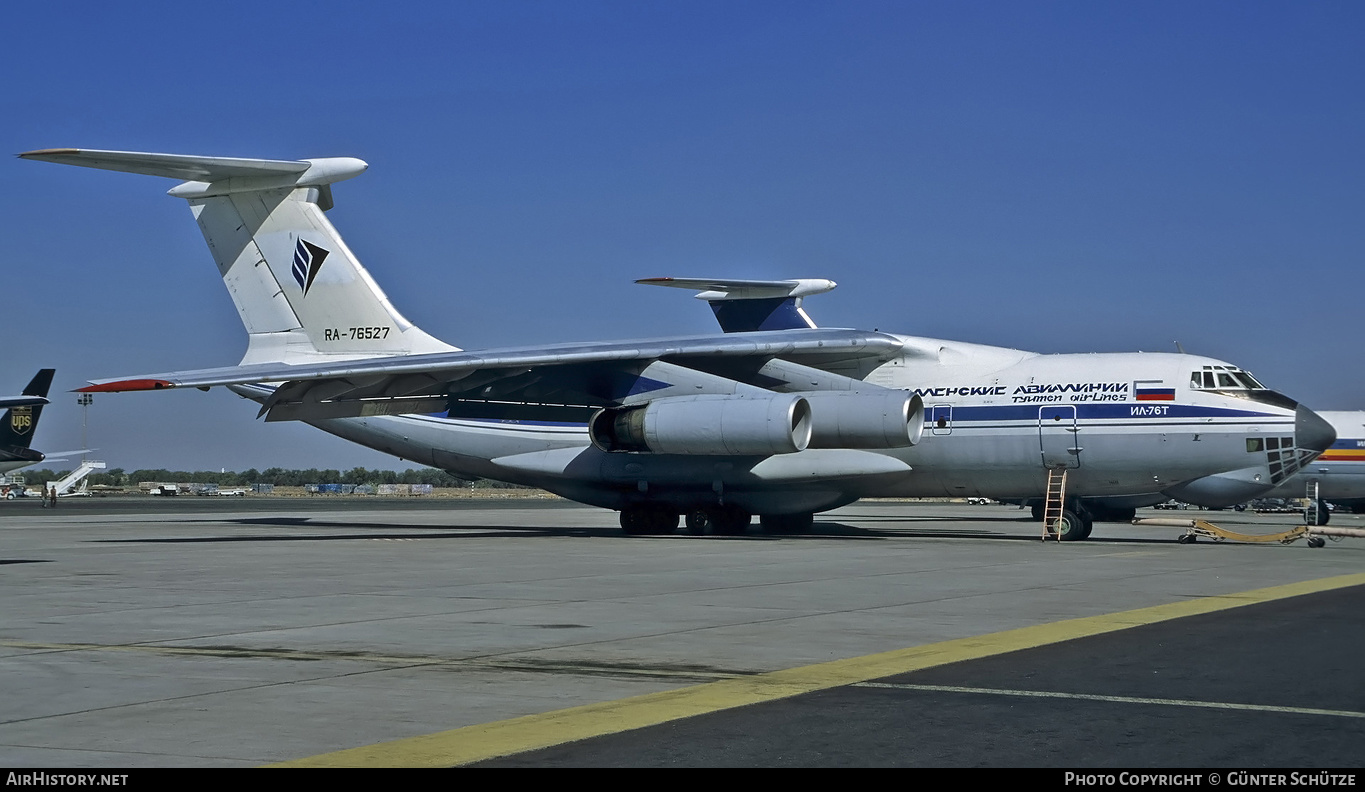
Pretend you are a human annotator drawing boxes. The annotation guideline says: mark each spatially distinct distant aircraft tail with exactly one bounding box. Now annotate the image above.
[19,149,456,365]
[0,369,54,462]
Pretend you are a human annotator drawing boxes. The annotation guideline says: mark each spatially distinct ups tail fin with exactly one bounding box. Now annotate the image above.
[20,149,456,365]
[0,369,54,452]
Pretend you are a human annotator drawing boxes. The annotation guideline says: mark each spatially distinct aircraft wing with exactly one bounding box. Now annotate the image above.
[35,449,93,464]
[77,328,910,423]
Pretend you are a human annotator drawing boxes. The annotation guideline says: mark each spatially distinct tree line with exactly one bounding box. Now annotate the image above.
[16,467,525,488]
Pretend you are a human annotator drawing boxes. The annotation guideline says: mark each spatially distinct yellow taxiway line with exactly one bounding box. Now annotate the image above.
[273,572,1365,767]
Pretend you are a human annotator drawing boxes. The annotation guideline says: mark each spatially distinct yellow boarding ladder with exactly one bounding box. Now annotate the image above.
[1042,467,1067,541]
[1305,479,1323,526]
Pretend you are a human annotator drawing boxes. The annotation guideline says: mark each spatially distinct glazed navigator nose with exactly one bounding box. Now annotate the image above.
[1296,404,1337,456]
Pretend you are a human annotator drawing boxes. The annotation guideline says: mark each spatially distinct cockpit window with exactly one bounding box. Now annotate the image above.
[1188,364,1296,409]
[1190,365,1267,393]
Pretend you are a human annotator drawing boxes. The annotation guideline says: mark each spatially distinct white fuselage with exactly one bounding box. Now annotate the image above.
[259,336,1312,515]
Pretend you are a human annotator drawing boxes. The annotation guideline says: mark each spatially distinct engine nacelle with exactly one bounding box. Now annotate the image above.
[590,394,812,455]
[801,391,925,449]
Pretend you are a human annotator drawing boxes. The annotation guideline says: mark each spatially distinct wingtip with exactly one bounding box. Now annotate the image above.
[75,379,176,393]
[18,148,79,159]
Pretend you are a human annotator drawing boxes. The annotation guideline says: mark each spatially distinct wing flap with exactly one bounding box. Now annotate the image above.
[263,396,450,422]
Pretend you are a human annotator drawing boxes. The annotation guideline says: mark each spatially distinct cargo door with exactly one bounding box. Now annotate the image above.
[1039,405,1081,469]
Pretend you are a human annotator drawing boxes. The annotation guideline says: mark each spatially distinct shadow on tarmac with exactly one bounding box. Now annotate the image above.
[83,513,1186,546]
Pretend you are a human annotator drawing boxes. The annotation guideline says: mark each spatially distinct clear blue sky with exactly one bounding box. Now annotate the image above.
[3,1,1362,472]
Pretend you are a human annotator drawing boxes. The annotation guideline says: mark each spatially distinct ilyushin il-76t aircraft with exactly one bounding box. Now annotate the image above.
[21,148,1336,540]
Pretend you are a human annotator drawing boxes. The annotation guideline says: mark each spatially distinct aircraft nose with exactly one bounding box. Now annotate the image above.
[1296,404,1336,455]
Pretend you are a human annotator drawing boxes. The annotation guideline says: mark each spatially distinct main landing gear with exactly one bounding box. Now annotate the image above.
[1050,508,1093,541]
[1035,500,1137,541]
[1033,501,1095,540]
[619,506,679,535]
[620,505,816,536]
[685,506,751,536]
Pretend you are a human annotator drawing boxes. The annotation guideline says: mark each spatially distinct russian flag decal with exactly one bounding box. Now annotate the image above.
[1135,386,1176,401]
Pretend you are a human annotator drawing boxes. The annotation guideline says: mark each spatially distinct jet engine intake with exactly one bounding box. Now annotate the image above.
[590,394,812,455]
[802,391,925,449]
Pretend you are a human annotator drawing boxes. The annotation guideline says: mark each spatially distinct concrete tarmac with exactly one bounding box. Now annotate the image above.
[1,497,1361,768]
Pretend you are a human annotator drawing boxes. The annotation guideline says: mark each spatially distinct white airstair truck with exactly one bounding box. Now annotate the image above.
[47,459,107,497]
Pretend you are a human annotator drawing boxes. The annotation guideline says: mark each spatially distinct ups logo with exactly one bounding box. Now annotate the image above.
[10,406,32,434]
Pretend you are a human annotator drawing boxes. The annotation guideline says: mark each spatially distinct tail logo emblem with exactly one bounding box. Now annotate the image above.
[292,238,330,296]
[10,407,32,434]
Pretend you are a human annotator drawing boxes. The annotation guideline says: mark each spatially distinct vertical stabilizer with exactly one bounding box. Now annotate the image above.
[189,187,456,364]
[19,149,457,365]
[0,369,54,453]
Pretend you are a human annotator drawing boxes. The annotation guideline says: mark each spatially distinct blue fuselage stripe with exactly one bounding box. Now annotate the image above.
[437,402,1283,431]
[934,404,1276,422]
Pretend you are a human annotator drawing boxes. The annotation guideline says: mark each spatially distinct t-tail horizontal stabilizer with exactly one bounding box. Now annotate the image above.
[0,368,54,410]
[17,148,367,201]
[636,277,835,333]
[21,148,455,366]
